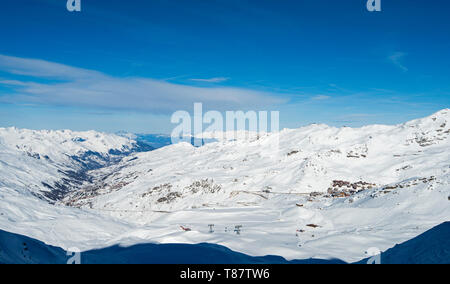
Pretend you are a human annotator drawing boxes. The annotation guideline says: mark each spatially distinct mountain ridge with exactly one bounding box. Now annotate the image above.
[0,109,449,262]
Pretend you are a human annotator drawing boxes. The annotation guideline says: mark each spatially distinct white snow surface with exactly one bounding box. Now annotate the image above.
[0,127,136,197]
[1,110,450,262]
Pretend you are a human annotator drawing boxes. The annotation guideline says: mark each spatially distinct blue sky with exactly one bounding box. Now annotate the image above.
[0,0,449,133]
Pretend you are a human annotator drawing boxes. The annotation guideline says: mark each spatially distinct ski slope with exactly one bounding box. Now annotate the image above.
[0,110,449,262]
[2,222,448,264]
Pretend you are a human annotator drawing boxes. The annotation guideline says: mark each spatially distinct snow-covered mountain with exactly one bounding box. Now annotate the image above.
[0,127,153,201]
[0,110,449,263]
[65,109,449,212]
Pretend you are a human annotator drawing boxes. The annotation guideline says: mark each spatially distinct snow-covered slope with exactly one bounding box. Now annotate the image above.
[64,109,449,214]
[0,110,449,263]
[2,222,448,264]
[0,228,343,264]
[356,221,450,264]
[0,127,149,201]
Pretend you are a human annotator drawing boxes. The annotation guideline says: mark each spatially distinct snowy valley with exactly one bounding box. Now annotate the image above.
[0,110,449,263]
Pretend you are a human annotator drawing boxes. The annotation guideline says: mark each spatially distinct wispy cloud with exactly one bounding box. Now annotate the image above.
[388,52,408,72]
[0,55,285,113]
[311,95,331,101]
[189,77,230,83]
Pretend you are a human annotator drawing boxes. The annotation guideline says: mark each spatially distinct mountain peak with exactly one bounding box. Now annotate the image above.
[434,108,450,116]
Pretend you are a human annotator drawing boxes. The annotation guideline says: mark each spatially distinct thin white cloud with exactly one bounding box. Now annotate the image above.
[0,55,286,113]
[0,80,29,86]
[311,95,331,100]
[388,52,408,72]
[0,55,103,80]
[189,77,229,83]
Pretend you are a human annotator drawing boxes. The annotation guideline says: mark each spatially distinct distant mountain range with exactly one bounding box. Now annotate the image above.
[0,109,449,263]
